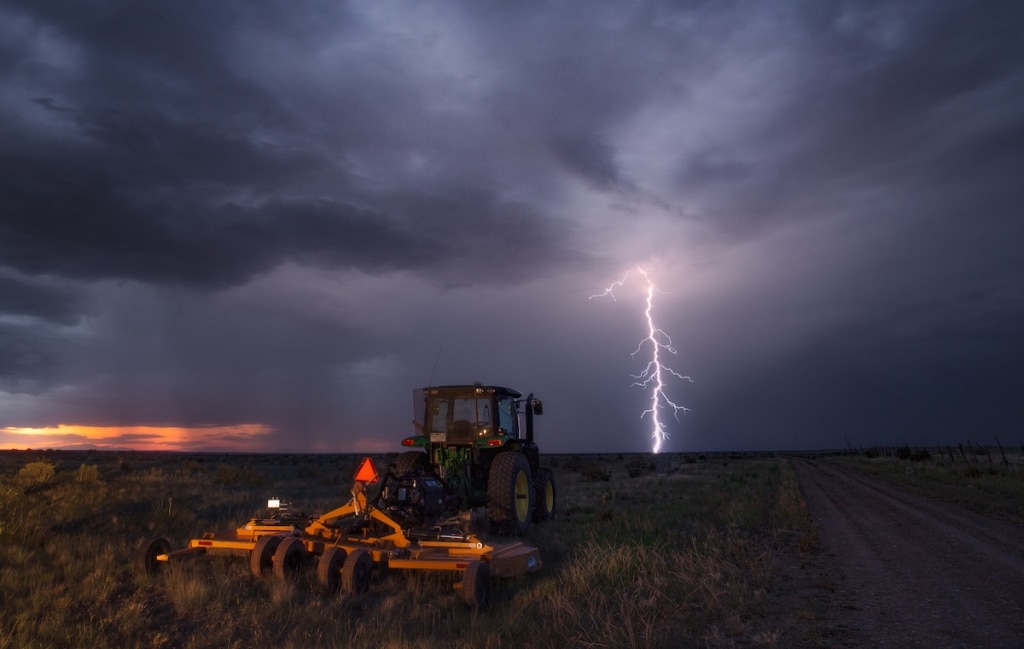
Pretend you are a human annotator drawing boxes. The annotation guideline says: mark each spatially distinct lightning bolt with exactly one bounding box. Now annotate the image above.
[591,267,692,454]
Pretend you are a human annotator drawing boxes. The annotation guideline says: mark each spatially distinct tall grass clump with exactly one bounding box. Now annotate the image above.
[76,463,101,483]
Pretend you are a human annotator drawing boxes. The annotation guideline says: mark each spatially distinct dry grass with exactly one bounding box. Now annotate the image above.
[832,447,1024,523]
[0,450,823,649]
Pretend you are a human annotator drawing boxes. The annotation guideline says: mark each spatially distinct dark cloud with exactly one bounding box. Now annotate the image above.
[1,0,1023,451]
[0,323,62,390]
[0,273,82,325]
[550,136,623,189]
[672,2,1024,241]
[0,273,84,394]
[1,0,586,290]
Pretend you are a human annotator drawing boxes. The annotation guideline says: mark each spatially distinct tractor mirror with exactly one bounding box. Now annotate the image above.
[532,400,544,415]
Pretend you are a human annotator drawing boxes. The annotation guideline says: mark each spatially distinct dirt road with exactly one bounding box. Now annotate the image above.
[794,459,1024,648]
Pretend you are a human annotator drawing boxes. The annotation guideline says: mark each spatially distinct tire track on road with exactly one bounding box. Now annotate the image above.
[794,459,1024,649]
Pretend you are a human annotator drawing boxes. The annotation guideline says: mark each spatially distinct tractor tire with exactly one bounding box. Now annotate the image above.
[250,535,281,577]
[487,451,533,536]
[317,546,348,594]
[135,536,171,576]
[461,560,490,609]
[341,548,372,595]
[394,450,428,476]
[273,537,306,580]
[532,468,556,522]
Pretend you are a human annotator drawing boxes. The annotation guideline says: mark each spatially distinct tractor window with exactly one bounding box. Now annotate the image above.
[453,398,490,424]
[496,397,516,436]
[448,396,492,436]
[430,400,450,435]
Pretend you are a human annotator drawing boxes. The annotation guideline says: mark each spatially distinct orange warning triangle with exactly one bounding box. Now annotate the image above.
[354,457,379,483]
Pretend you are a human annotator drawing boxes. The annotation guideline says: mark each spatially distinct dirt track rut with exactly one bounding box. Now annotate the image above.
[794,459,1024,648]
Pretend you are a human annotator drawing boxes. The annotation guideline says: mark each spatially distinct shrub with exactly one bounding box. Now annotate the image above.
[18,461,56,485]
[75,464,101,483]
[895,446,931,461]
[627,456,655,478]
[214,463,268,486]
[578,460,611,482]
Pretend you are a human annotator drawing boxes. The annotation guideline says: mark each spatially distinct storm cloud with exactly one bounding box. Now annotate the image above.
[2,0,1022,452]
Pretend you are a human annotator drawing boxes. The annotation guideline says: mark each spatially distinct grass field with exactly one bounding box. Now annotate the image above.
[1,450,835,648]
[832,446,1024,524]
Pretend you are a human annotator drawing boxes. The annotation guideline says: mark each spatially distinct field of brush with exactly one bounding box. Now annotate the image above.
[1,447,1019,648]
[834,444,1024,524]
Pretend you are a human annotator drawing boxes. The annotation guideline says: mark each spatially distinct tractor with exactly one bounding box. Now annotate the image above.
[390,384,556,535]
[134,384,554,607]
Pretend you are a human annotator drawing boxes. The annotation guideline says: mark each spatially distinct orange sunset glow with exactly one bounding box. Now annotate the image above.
[0,424,274,452]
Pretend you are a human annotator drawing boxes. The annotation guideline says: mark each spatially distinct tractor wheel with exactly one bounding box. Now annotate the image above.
[135,537,171,576]
[250,535,281,577]
[461,560,490,609]
[341,548,372,595]
[532,468,556,522]
[317,546,348,594]
[273,537,306,580]
[394,450,428,475]
[487,451,533,536]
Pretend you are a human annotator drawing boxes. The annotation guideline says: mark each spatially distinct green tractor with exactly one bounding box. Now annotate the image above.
[392,384,555,535]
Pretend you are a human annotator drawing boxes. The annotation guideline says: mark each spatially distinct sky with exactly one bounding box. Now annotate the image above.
[1,1,1023,454]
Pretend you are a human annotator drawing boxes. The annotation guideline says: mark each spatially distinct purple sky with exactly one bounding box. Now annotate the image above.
[2,1,1023,453]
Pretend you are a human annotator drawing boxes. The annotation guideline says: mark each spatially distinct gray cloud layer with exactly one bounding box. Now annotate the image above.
[2,1,1022,451]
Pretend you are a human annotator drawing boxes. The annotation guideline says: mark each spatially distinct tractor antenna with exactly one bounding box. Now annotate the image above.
[427,343,443,387]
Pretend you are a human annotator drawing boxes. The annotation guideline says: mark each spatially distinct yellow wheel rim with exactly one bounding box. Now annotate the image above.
[514,471,530,521]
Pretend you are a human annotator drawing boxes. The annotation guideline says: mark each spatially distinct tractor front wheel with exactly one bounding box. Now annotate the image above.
[532,468,556,522]
[487,451,533,535]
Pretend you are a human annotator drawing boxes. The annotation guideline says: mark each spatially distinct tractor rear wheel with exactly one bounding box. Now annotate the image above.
[250,535,281,577]
[532,468,556,522]
[135,537,171,576]
[394,450,428,475]
[273,537,306,580]
[487,451,533,535]
[341,548,372,594]
[317,546,348,594]
[461,560,490,608]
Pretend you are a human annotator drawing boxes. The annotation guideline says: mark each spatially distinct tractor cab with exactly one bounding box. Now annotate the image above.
[397,384,551,535]
[409,385,533,447]
[403,385,542,461]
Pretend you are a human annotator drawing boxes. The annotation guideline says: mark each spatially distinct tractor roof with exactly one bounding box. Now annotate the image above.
[423,385,523,398]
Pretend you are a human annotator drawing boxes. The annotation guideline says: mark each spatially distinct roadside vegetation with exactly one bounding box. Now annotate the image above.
[1,450,832,648]
[832,444,1024,524]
